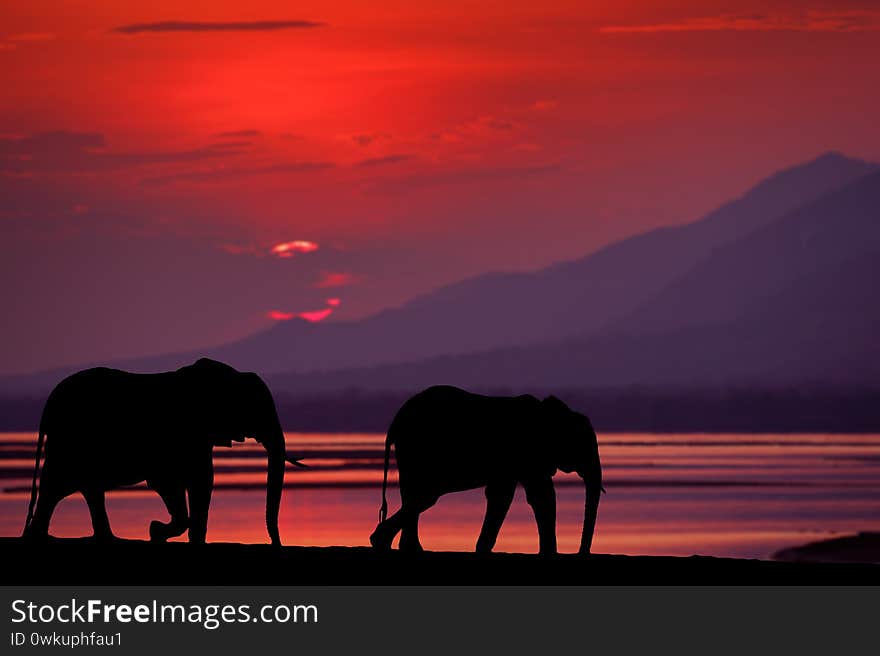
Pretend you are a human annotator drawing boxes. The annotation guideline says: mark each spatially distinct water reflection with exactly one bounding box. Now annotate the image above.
[2,432,879,559]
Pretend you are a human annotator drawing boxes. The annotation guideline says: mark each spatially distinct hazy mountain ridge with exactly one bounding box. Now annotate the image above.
[618,166,880,336]
[0,152,876,396]
[264,165,880,393]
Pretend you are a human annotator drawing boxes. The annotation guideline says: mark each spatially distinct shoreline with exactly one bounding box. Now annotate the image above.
[774,532,880,565]
[3,537,879,585]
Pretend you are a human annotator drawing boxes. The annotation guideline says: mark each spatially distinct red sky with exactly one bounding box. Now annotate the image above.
[2,1,879,373]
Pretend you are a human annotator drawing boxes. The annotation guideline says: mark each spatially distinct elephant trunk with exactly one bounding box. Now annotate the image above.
[263,424,286,547]
[579,476,601,554]
[578,420,602,554]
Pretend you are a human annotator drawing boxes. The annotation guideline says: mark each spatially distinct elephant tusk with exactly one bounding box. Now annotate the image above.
[286,455,309,468]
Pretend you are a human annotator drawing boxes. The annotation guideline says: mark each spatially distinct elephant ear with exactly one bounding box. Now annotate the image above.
[207,372,251,447]
[539,396,572,463]
[542,395,568,409]
[542,395,571,425]
[177,358,247,448]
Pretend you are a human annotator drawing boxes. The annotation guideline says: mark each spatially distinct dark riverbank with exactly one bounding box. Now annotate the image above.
[3,538,879,585]
[774,532,880,565]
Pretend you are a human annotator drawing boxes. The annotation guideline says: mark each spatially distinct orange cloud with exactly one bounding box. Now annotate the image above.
[267,307,334,322]
[267,310,295,321]
[315,272,355,288]
[223,240,321,258]
[270,240,319,258]
[298,308,333,322]
[267,297,340,322]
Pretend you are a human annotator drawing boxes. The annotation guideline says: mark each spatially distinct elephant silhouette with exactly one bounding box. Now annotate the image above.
[369,385,603,555]
[21,358,304,545]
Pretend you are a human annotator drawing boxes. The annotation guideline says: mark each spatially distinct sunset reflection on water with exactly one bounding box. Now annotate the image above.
[2,432,879,559]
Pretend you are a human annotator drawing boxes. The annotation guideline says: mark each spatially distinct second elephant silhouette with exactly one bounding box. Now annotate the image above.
[370,385,603,555]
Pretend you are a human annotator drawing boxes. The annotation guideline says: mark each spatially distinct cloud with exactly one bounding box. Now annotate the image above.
[266,297,340,323]
[104,141,250,167]
[431,115,520,144]
[599,10,880,34]
[349,132,390,147]
[0,131,104,157]
[372,163,562,192]
[296,308,333,322]
[114,20,326,34]
[271,240,319,258]
[220,240,321,259]
[267,310,296,321]
[143,161,334,185]
[214,129,262,138]
[0,131,249,174]
[354,154,415,168]
[315,272,356,288]
[532,100,558,111]
[266,298,342,323]
[1,33,55,51]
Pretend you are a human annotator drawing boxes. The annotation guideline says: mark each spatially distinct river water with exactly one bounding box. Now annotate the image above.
[2,432,879,559]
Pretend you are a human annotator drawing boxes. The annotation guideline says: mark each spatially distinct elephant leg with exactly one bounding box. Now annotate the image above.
[149,481,188,542]
[476,480,517,554]
[398,491,438,553]
[523,477,557,555]
[370,490,437,552]
[186,451,214,544]
[26,491,64,540]
[369,508,404,549]
[399,511,423,552]
[23,462,71,540]
[83,488,114,541]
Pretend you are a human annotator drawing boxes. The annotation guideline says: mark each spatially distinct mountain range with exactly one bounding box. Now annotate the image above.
[4,151,878,396]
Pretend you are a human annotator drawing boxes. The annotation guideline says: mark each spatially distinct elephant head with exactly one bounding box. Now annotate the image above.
[180,359,298,546]
[542,396,604,554]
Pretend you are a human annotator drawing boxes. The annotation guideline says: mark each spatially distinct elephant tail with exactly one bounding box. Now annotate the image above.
[378,436,392,524]
[23,424,46,534]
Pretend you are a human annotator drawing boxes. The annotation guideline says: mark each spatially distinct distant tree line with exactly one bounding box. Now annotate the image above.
[2,385,879,433]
